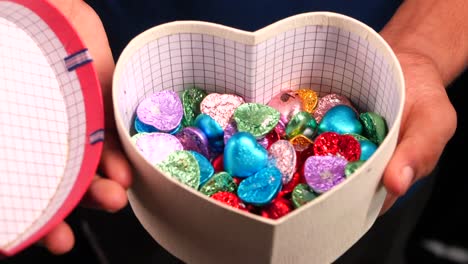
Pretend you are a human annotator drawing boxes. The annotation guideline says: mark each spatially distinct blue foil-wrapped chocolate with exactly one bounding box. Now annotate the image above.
[237,166,282,206]
[224,132,268,178]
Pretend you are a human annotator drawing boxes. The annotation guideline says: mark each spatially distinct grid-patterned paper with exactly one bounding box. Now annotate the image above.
[118,25,399,133]
[0,2,86,250]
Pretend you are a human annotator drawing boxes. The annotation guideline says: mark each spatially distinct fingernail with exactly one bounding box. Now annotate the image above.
[401,166,415,193]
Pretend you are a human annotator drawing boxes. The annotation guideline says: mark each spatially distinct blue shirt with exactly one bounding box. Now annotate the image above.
[86,0,402,59]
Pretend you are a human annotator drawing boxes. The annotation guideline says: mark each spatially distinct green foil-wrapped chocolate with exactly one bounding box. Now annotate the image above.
[345,160,366,177]
[285,111,317,139]
[359,112,388,145]
[199,171,237,196]
[234,103,280,138]
[345,133,369,142]
[292,183,318,208]
[182,86,207,126]
[156,150,200,189]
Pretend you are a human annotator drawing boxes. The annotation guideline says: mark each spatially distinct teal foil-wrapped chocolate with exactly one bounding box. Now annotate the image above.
[359,139,377,161]
[359,112,388,145]
[194,113,224,140]
[200,171,237,196]
[345,160,366,177]
[237,166,282,206]
[182,87,207,126]
[156,150,200,189]
[234,103,280,138]
[189,151,214,186]
[346,133,378,161]
[134,117,158,133]
[318,105,363,135]
[224,132,268,178]
[292,183,318,208]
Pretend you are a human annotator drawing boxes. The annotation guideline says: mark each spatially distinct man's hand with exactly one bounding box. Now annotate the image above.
[42,0,133,254]
[378,0,466,214]
[379,52,457,214]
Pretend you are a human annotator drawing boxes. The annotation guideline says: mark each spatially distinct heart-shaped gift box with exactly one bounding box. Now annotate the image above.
[113,12,404,264]
[0,0,103,257]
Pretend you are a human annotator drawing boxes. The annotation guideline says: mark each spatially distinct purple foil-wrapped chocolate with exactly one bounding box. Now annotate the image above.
[135,132,183,165]
[256,137,269,149]
[175,127,210,159]
[274,119,287,138]
[304,155,347,194]
[223,121,238,145]
[267,90,304,125]
[313,93,357,123]
[136,90,183,132]
[200,93,244,129]
[268,140,297,184]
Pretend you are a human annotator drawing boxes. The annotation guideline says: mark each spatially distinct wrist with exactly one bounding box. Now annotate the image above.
[379,0,468,86]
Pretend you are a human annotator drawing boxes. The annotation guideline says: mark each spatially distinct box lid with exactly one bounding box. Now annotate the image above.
[0,0,104,256]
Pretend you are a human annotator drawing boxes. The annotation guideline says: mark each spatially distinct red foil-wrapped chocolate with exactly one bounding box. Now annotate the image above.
[338,134,361,161]
[212,191,248,211]
[314,132,340,156]
[296,145,315,171]
[265,128,281,149]
[314,132,361,161]
[260,197,293,219]
[279,172,304,198]
[212,154,224,172]
[233,177,243,186]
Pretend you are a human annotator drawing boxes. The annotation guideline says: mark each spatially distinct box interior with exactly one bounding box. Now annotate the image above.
[116,25,401,133]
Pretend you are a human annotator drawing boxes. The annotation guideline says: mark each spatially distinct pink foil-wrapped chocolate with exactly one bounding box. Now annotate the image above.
[267,90,304,125]
[313,93,357,123]
[200,93,244,129]
[268,140,297,184]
